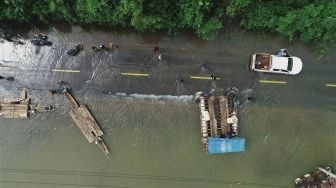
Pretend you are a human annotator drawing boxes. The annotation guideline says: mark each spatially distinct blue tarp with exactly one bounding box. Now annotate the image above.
[208,137,245,154]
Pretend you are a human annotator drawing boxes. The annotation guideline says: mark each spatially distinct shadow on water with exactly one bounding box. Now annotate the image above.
[53,22,72,33]
[0,21,57,39]
[140,32,164,45]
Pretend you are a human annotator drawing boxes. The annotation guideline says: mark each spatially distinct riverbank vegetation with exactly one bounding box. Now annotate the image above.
[1,0,335,47]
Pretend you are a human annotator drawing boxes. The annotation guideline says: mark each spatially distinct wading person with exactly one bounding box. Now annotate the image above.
[109,42,119,49]
[177,77,184,84]
[247,96,254,102]
[92,46,98,52]
[210,74,217,81]
[276,48,290,57]
[48,90,57,95]
[99,44,105,49]
[154,46,162,60]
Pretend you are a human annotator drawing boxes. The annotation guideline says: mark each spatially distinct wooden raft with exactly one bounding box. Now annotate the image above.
[69,104,103,143]
[198,94,235,147]
[0,103,29,118]
[0,88,29,118]
[200,96,230,138]
[64,92,109,155]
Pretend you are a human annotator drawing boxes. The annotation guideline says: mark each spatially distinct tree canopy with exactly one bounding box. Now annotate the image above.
[1,0,335,46]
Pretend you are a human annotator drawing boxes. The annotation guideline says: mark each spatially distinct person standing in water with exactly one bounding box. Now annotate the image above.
[154,46,162,60]
[247,96,254,102]
[177,77,184,84]
[276,48,290,57]
[210,74,217,81]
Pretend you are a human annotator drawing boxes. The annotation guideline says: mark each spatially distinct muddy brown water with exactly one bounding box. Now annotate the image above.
[0,25,335,188]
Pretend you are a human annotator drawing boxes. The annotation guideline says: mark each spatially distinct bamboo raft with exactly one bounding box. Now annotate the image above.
[64,91,109,155]
[0,88,29,118]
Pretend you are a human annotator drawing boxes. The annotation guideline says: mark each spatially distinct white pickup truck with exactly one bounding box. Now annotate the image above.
[249,53,303,75]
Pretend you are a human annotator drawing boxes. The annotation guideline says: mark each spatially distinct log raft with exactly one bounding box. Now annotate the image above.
[64,91,109,155]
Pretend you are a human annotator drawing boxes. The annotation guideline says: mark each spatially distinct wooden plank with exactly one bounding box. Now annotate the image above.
[20,88,27,100]
[1,108,28,112]
[70,110,95,143]
[1,106,29,110]
[2,97,22,103]
[96,139,109,155]
[213,98,222,135]
[64,92,79,108]
[72,109,95,138]
[1,107,28,110]
[79,105,103,136]
[1,111,28,115]
[1,111,27,118]
[14,112,28,118]
[76,107,97,126]
[1,104,27,106]
[218,96,229,135]
[70,105,104,143]
[207,97,218,137]
[0,103,29,106]
[1,107,28,111]
[199,98,209,142]
[21,98,30,103]
[73,109,96,140]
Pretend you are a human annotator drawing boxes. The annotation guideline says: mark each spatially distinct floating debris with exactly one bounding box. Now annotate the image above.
[295,167,336,188]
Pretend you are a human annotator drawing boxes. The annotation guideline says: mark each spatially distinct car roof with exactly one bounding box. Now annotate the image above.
[271,55,289,70]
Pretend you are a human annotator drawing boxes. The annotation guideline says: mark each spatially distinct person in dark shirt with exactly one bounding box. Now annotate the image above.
[210,74,217,81]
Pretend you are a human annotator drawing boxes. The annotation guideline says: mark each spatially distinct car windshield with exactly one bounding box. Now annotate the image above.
[287,58,293,71]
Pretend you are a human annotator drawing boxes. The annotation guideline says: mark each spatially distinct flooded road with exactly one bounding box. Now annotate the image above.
[0,25,335,188]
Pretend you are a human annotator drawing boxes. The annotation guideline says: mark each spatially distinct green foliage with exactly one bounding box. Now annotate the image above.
[2,0,29,21]
[0,0,335,47]
[47,0,75,21]
[178,0,225,39]
[226,0,251,18]
[75,0,115,24]
[196,18,222,40]
[232,0,336,47]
